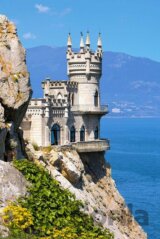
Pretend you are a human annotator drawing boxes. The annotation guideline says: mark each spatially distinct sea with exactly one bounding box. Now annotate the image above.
[101,118,160,239]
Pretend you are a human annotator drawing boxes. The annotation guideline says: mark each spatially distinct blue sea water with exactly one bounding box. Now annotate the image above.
[101,118,160,239]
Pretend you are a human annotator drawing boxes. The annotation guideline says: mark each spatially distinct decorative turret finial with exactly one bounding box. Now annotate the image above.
[67,32,72,48]
[80,32,84,48]
[97,32,102,48]
[85,31,90,47]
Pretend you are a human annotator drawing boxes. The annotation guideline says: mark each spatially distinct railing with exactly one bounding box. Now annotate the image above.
[71,105,108,113]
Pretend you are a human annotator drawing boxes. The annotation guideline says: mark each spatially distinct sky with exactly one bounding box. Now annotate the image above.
[1,0,160,62]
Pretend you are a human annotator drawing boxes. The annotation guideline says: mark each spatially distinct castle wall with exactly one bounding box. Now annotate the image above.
[77,82,99,106]
[29,114,45,146]
[67,114,100,142]
[20,121,31,140]
[83,115,100,140]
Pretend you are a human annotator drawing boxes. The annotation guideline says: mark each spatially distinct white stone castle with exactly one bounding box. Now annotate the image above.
[21,33,109,152]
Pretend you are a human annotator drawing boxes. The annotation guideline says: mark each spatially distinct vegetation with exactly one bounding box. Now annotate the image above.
[1,159,114,239]
[32,142,39,151]
[41,146,53,154]
[9,139,17,149]
[3,204,33,230]
[0,232,37,239]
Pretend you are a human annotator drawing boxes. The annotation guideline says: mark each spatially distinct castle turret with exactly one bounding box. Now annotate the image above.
[67,33,73,75]
[67,32,72,50]
[80,32,84,53]
[85,31,90,50]
[67,32,102,82]
[97,33,102,58]
[67,33,106,114]
[97,32,102,48]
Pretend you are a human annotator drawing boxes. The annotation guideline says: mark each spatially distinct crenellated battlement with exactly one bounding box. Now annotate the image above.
[67,32,102,80]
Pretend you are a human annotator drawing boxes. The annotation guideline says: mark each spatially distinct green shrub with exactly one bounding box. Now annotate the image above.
[10,159,114,239]
[32,142,39,151]
[9,139,17,149]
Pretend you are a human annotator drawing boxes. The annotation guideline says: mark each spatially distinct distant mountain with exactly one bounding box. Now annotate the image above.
[26,46,160,117]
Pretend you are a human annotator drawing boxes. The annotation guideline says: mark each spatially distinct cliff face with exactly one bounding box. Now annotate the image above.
[0,15,32,161]
[26,144,147,239]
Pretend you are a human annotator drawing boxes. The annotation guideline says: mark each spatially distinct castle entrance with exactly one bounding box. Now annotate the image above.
[51,124,60,145]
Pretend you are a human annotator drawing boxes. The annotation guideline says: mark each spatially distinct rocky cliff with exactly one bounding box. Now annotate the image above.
[25,144,147,239]
[0,15,32,161]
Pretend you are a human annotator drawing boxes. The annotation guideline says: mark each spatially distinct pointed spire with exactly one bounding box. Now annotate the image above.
[85,31,90,46]
[67,33,72,47]
[80,32,84,49]
[97,32,102,48]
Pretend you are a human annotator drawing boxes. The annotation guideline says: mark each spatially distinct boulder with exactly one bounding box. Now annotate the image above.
[0,160,27,237]
[0,161,27,208]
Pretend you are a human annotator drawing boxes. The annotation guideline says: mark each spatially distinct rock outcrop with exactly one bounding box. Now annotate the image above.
[26,144,147,239]
[0,160,27,237]
[0,161,27,208]
[0,15,32,160]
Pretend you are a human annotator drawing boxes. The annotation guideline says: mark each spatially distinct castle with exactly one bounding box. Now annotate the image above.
[21,33,109,152]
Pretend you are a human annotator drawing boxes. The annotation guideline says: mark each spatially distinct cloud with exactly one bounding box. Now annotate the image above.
[35,4,50,13]
[11,19,19,26]
[112,108,121,113]
[35,4,71,17]
[59,7,72,17]
[23,32,36,40]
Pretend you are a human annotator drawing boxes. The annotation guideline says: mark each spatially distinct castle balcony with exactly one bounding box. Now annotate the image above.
[71,139,110,153]
[70,105,108,115]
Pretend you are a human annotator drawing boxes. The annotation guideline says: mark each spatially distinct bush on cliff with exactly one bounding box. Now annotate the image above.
[2,159,114,239]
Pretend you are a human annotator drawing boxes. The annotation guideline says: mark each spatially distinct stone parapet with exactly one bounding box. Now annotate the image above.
[71,139,110,152]
[71,105,108,115]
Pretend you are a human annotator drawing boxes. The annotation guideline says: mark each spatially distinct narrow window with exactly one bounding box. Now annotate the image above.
[72,94,74,106]
[70,126,76,142]
[80,126,85,142]
[94,91,98,107]
[94,126,99,140]
[51,124,60,145]
[68,93,71,105]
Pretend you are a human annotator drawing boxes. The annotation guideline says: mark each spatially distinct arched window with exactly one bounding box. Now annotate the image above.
[70,126,76,142]
[94,126,99,140]
[51,124,60,145]
[80,126,85,142]
[94,90,98,107]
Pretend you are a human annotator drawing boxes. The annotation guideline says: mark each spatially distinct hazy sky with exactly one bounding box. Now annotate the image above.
[1,0,160,61]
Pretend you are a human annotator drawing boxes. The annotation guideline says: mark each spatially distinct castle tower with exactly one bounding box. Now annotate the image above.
[67,32,107,114]
[67,33,108,141]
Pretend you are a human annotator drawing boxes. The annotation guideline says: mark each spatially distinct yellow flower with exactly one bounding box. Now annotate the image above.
[2,204,33,230]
